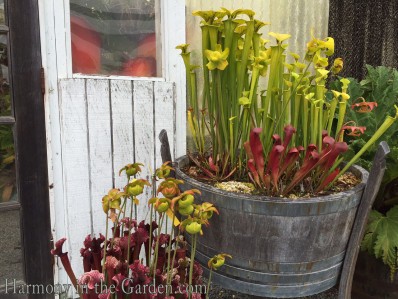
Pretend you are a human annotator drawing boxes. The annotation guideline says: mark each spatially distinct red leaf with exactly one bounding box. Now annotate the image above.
[249,128,265,181]
[320,141,348,170]
[208,156,220,173]
[247,159,261,187]
[322,135,335,150]
[316,168,340,193]
[283,150,320,195]
[304,144,317,161]
[272,134,282,145]
[279,147,299,177]
[282,125,297,150]
[244,141,254,160]
[266,145,285,191]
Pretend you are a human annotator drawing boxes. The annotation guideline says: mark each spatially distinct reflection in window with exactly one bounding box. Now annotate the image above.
[0,125,16,202]
[70,0,159,77]
[0,32,10,117]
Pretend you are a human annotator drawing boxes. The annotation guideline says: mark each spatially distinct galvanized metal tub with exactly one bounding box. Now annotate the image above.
[175,156,369,298]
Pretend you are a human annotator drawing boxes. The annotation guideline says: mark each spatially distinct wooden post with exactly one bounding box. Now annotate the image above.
[338,141,390,299]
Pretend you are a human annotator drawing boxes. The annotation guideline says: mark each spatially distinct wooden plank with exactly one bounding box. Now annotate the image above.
[154,81,175,167]
[38,0,67,288]
[338,141,390,299]
[58,79,90,278]
[110,80,135,189]
[53,0,71,78]
[162,0,186,158]
[133,81,154,220]
[86,79,113,236]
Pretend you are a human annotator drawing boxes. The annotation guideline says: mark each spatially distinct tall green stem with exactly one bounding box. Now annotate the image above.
[126,198,134,267]
[188,234,198,299]
[102,213,109,274]
[166,213,176,296]
[206,269,213,299]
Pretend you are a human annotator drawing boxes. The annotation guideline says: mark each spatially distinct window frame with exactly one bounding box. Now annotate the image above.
[47,0,185,82]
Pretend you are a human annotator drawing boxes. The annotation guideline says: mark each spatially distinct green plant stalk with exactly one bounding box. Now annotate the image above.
[252,32,261,57]
[302,95,309,149]
[323,109,328,129]
[230,35,240,152]
[217,70,229,155]
[211,68,219,159]
[181,53,192,106]
[229,118,235,167]
[327,97,337,136]
[333,113,398,185]
[189,71,204,152]
[126,198,135,267]
[273,62,312,138]
[208,25,218,50]
[134,200,138,221]
[201,25,214,155]
[313,106,320,145]
[188,110,200,151]
[101,212,110,274]
[206,269,213,299]
[188,233,198,299]
[336,101,347,140]
[151,213,165,277]
[166,213,176,295]
[237,21,255,104]
[250,69,261,127]
[147,204,154,267]
[222,19,235,52]
[316,84,325,149]
[248,67,261,122]
[310,102,318,145]
[292,93,301,147]
[283,88,291,129]
[263,115,274,155]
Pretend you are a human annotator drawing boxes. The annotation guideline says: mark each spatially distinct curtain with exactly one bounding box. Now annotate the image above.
[185,0,329,64]
[328,0,398,79]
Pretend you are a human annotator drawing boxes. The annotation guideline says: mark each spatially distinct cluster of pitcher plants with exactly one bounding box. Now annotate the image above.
[51,162,230,299]
[178,8,398,196]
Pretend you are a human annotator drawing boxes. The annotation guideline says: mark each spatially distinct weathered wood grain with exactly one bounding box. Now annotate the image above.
[86,79,113,236]
[110,80,134,190]
[56,78,176,293]
[133,81,154,220]
[58,79,91,277]
[154,81,175,165]
[338,141,390,299]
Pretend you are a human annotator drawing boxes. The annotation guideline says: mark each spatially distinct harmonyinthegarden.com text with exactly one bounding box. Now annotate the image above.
[2,278,207,295]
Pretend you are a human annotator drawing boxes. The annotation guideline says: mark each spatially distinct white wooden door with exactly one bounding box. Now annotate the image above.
[38,1,186,296]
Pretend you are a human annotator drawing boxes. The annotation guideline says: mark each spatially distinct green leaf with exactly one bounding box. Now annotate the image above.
[362,206,398,279]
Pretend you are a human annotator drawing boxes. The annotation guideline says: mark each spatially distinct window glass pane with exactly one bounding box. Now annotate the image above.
[70,0,160,77]
[0,32,10,117]
[0,0,4,25]
[0,125,16,202]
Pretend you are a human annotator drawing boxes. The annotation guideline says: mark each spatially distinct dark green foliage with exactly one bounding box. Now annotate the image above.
[362,206,398,279]
[345,65,398,189]
[344,65,398,278]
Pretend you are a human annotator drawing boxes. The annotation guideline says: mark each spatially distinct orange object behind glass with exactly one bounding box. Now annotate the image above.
[71,15,101,74]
